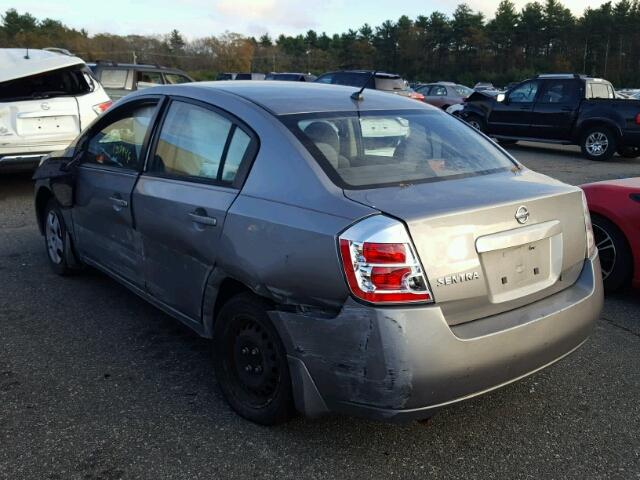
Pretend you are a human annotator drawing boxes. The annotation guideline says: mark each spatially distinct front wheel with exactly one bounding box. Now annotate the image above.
[581,127,617,161]
[43,199,75,275]
[213,293,295,425]
[465,114,485,132]
[591,214,632,292]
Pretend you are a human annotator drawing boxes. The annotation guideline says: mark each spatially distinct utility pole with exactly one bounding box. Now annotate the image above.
[583,38,588,74]
[132,51,138,65]
[603,35,610,77]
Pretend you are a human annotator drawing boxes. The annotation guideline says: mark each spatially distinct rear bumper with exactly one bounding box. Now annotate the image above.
[0,143,70,170]
[270,256,603,421]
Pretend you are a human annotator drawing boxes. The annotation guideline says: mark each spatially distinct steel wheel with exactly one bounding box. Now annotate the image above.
[45,210,64,265]
[592,222,616,280]
[585,132,609,157]
[213,293,295,424]
[228,315,280,408]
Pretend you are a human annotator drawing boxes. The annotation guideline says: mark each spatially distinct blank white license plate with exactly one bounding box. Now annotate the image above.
[17,116,78,136]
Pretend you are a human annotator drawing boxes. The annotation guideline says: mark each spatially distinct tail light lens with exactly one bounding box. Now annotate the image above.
[92,101,113,115]
[409,92,425,102]
[338,216,433,304]
[635,113,640,125]
[581,191,596,258]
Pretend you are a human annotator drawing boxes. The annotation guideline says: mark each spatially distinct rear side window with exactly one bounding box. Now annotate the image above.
[539,80,577,103]
[84,104,156,170]
[150,101,252,184]
[430,85,447,96]
[284,110,515,189]
[100,69,130,89]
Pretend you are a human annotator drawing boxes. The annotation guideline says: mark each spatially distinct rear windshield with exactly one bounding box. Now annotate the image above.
[0,65,94,102]
[283,109,516,189]
[374,77,406,91]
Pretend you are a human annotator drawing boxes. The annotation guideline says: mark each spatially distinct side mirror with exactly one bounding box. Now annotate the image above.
[496,93,506,103]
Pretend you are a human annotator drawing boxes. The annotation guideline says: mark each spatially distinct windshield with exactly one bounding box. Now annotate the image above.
[283,109,516,189]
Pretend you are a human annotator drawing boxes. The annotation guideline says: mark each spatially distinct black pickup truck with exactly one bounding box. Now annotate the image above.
[459,74,640,160]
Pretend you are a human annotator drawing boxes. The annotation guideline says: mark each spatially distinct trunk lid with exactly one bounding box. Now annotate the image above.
[0,97,81,150]
[344,169,587,325]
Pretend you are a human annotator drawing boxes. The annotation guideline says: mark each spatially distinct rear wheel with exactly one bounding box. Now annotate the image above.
[591,214,632,292]
[617,146,640,158]
[43,199,75,276]
[581,126,617,161]
[213,293,295,425]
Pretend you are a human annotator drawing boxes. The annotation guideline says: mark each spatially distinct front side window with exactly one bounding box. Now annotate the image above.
[430,85,447,96]
[84,104,156,170]
[285,110,516,188]
[315,74,334,84]
[136,71,163,89]
[508,81,539,103]
[150,101,251,183]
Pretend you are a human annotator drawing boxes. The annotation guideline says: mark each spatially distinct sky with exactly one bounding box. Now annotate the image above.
[2,0,607,39]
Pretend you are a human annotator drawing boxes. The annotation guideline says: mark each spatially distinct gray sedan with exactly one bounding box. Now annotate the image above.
[33,82,603,425]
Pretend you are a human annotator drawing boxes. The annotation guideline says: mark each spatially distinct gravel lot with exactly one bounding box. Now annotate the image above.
[1,144,639,480]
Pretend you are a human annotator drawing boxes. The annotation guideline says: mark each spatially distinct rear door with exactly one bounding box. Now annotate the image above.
[530,79,580,140]
[133,98,257,320]
[488,80,540,136]
[72,98,161,286]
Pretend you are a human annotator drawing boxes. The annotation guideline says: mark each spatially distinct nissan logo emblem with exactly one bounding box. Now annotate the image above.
[515,206,529,224]
[41,102,50,111]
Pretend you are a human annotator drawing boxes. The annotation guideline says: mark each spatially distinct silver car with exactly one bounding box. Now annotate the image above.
[33,82,603,425]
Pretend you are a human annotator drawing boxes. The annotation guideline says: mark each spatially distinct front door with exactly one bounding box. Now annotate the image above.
[133,98,256,320]
[72,100,159,286]
[488,80,540,137]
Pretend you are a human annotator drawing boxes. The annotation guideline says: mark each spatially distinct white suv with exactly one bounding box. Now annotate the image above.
[0,49,111,170]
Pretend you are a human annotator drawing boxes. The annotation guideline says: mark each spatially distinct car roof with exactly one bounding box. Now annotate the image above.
[94,62,187,74]
[144,81,432,115]
[0,48,85,83]
[319,70,402,79]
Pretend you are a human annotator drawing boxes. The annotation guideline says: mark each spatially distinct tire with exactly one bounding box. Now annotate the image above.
[580,126,617,161]
[591,214,632,292]
[617,146,640,159]
[465,114,486,132]
[213,293,295,425]
[43,199,75,275]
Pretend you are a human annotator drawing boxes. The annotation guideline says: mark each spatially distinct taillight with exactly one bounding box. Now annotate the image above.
[92,101,113,115]
[635,113,640,125]
[580,191,596,258]
[338,216,433,304]
[410,92,425,102]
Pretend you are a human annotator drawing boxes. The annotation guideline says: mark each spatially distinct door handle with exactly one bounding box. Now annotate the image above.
[109,196,128,208]
[189,212,217,226]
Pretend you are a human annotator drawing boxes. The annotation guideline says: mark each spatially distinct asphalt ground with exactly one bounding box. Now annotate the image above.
[1,144,639,480]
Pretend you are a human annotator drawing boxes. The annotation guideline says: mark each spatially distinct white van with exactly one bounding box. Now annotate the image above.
[0,49,111,170]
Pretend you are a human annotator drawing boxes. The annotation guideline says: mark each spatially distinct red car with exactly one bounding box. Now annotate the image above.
[582,178,640,291]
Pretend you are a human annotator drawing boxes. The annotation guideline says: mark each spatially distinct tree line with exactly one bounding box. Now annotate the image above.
[1,1,639,87]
